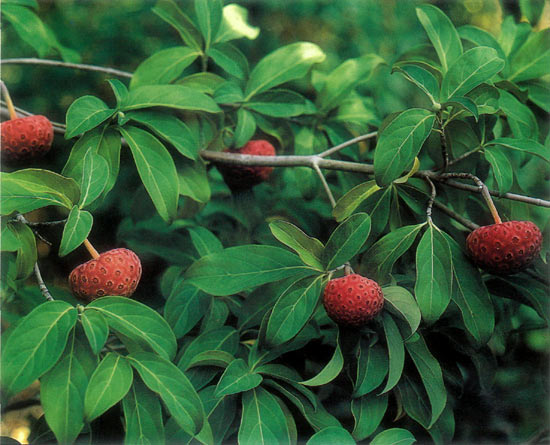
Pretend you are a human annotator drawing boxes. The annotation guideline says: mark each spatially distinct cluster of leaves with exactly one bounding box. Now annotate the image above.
[1,1,549,444]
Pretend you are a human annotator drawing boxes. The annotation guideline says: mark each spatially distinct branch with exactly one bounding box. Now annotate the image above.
[312,159,336,207]
[1,58,132,78]
[317,131,377,158]
[432,200,480,231]
[424,177,436,223]
[34,262,54,301]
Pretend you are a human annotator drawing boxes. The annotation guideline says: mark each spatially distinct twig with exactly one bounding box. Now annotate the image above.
[445,145,482,169]
[1,58,132,78]
[312,159,337,207]
[15,214,52,246]
[22,219,67,227]
[425,177,437,223]
[34,262,54,301]
[436,113,449,170]
[317,131,377,158]
[432,200,480,231]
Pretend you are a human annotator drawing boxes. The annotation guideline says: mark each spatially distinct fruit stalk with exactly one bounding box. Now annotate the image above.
[83,239,100,259]
[1,81,18,120]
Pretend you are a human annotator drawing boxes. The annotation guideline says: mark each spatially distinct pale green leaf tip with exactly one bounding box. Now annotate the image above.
[223,4,260,40]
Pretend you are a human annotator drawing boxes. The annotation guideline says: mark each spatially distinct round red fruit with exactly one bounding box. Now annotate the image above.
[1,115,54,164]
[217,139,275,191]
[466,221,542,275]
[323,274,384,327]
[69,248,142,301]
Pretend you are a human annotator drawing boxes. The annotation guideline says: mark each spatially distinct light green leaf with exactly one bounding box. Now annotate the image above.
[393,64,440,104]
[322,213,371,270]
[443,96,479,121]
[485,137,549,162]
[333,180,382,222]
[374,109,435,186]
[458,25,506,61]
[59,206,93,257]
[1,301,77,397]
[215,358,262,397]
[185,245,318,296]
[509,29,550,82]
[78,151,109,207]
[245,42,325,100]
[382,286,421,337]
[108,79,128,104]
[164,283,210,339]
[354,341,388,398]
[352,393,388,441]
[370,428,416,445]
[179,157,211,203]
[234,108,256,148]
[2,5,51,57]
[188,226,223,256]
[498,89,538,139]
[65,95,115,139]
[307,426,356,445]
[87,297,177,361]
[84,353,133,421]
[177,327,239,370]
[245,89,309,117]
[10,222,36,280]
[207,42,249,79]
[269,220,324,269]
[380,312,405,394]
[81,310,109,355]
[119,126,179,222]
[215,3,259,43]
[300,332,343,386]
[195,0,223,50]
[484,146,513,193]
[131,46,200,90]
[152,0,202,51]
[122,85,221,113]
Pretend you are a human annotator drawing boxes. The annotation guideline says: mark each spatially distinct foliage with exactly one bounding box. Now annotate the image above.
[1,1,549,444]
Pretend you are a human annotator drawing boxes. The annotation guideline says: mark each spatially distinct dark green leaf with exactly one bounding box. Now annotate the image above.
[65,95,115,139]
[380,312,405,394]
[354,341,388,398]
[458,25,506,61]
[122,85,221,113]
[80,310,109,355]
[307,427,355,445]
[485,137,550,162]
[186,350,235,369]
[322,213,371,270]
[484,146,514,193]
[371,428,416,445]
[185,245,318,296]
[1,301,77,397]
[78,151,110,207]
[498,90,539,139]
[119,126,179,222]
[392,64,440,104]
[207,42,249,79]
[152,0,202,51]
[177,327,239,370]
[179,157,211,203]
[246,89,309,117]
[87,297,177,361]
[164,284,210,339]
[2,5,51,57]
[214,81,244,103]
[130,46,200,89]
[108,79,128,105]
[84,353,133,421]
[188,226,223,256]
[382,286,421,337]
[443,96,479,121]
[59,206,93,257]
[352,393,388,441]
[269,220,324,269]
[300,332,343,386]
[374,109,435,186]
[215,358,262,397]
[195,0,223,49]
[509,29,550,82]
[332,181,382,222]
[10,222,36,280]
[234,108,256,148]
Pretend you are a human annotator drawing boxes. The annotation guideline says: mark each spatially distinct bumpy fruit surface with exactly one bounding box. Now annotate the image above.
[69,248,142,301]
[217,140,275,190]
[1,115,54,163]
[466,221,542,275]
[323,274,384,327]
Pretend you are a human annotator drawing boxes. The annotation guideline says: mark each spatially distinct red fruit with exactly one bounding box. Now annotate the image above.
[69,248,142,301]
[217,139,276,190]
[323,274,384,327]
[1,115,54,164]
[466,221,542,275]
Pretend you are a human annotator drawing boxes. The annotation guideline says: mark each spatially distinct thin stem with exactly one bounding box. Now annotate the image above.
[437,113,449,171]
[445,145,482,169]
[34,262,54,301]
[432,200,480,231]
[15,214,52,245]
[83,239,100,259]
[425,177,437,223]
[312,159,337,208]
[24,218,68,227]
[317,131,377,158]
[1,58,132,78]
[0,81,18,119]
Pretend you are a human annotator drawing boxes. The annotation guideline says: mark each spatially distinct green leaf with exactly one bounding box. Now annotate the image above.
[363,224,425,283]
[374,109,435,186]
[354,341,388,398]
[318,54,385,112]
[78,151,109,207]
[245,89,309,117]
[177,327,239,370]
[215,3,259,43]
[108,79,129,104]
[65,95,115,139]
[245,42,326,100]
[415,224,453,324]
[40,334,88,444]
[238,387,291,445]
[307,426,356,445]
[122,85,221,113]
[1,5,51,57]
[125,110,199,160]
[2,221,21,252]
[405,333,447,427]
[485,137,550,162]
[234,108,256,148]
[416,4,463,73]
[509,29,550,82]
[59,206,93,257]
[195,0,223,49]
[207,42,249,79]
[130,46,200,89]
[188,226,223,256]
[322,213,371,270]
[164,283,210,339]
[352,393,388,441]
[84,353,133,421]
[122,378,165,445]
[185,245,317,296]
[392,64,440,104]
[266,276,324,346]
[1,301,77,397]
[81,310,109,355]
[458,25,506,61]
[269,220,324,269]
[119,126,179,222]
[87,296,177,361]
[484,146,513,193]
[333,181,382,222]
[300,332,343,386]
[444,234,494,345]
[214,80,244,103]
[498,89,539,139]
[177,72,225,94]
[215,358,262,397]
[128,352,205,436]
[187,350,235,369]
[179,157,211,203]
[443,96,479,121]
[468,84,500,115]
[371,428,416,445]
[1,168,80,215]
[382,286,421,337]
[527,79,550,112]
[152,0,202,51]
[441,47,504,101]
[380,312,405,394]
[10,222,37,280]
